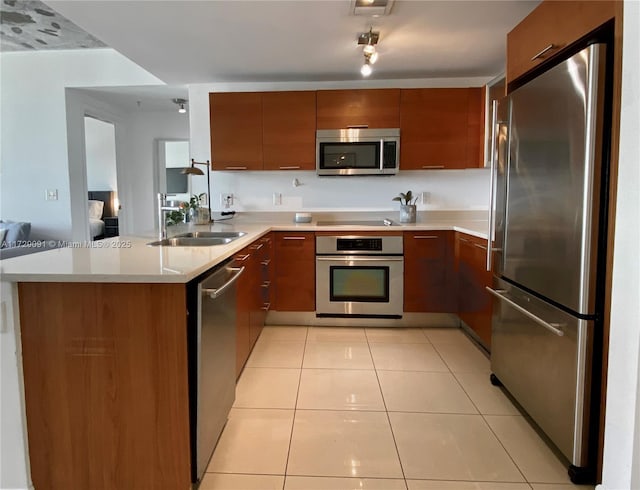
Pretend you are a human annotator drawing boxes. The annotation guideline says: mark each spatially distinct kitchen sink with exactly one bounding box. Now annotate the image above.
[147,231,247,247]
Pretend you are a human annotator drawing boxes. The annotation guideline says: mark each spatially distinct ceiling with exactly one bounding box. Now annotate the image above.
[43,0,540,84]
[74,85,189,113]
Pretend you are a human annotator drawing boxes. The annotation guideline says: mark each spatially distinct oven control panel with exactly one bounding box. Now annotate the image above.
[316,235,403,256]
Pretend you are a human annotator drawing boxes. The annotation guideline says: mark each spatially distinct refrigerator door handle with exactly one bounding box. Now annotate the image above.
[487,100,499,272]
[486,287,565,337]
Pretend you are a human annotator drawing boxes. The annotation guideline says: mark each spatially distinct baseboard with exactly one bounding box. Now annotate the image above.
[265,311,460,328]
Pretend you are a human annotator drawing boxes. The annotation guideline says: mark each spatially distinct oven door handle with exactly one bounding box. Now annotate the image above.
[316,256,404,262]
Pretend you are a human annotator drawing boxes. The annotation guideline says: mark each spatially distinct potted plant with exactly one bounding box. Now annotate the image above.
[393,190,418,223]
[183,194,210,224]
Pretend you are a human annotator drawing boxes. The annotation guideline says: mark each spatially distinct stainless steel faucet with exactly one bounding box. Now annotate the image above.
[157,193,182,240]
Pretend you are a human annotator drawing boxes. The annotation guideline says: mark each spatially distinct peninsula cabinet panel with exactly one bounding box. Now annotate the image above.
[316,89,400,129]
[234,246,257,376]
[18,282,190,490]
[273,232,315,311]
[507,1,615,86]
[400,88,483,169]
[404,231,456,313]
[455,233,493,349]
[210,92,263,170]
[262,91,316,170]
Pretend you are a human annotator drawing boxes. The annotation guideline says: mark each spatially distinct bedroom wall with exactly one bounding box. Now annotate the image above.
[85,116,118,192]
[0,48,162,241]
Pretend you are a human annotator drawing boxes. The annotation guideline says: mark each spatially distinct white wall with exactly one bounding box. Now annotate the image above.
[0,49,162,241]
[598,2,640,489]
[84,117,117,191]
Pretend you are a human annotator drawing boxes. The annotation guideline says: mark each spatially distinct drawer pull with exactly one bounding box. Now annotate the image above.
[413,235,438,239]
[250,243,264,250]
[261,302,271,311]
[225,166,248,170]
[235,254,251,261]
[261,259,271,266]
[531,44,556,61]
[261,281,271,288]
[282,236,306,240]
[279,166,301,170]
[422,165,445,169]
[474,243,487,250]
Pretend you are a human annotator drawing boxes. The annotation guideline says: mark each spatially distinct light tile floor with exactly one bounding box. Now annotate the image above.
[203,326,594,490]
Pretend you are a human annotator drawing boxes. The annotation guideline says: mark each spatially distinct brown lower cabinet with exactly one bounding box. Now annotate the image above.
[455,232,493,348]
[18,282,191,490]
[404,231,456,312]
[234,234,274,377]
[273,231,315,311]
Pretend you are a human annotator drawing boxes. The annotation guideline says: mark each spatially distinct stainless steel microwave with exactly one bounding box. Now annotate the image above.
[316,128,400,176]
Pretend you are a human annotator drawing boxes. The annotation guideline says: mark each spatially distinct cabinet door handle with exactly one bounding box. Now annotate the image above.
[250,243,264,250]
[225,166,248,170]
[413,235,438,239]
[235,254,251,261]
[421,165,445,169]
[459,237,472,244]
[282,236,306,240]
[261,259,272,266]
[261,281,271,288]
[261,302,271,311]
[347,124,368,129]
[474,243,487,251]
[279,166,301,170]
[531,44,557,61]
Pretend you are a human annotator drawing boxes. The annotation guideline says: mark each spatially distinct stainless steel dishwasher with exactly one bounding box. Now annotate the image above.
[189,259,244,483]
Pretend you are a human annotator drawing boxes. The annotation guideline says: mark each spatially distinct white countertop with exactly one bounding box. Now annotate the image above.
[0,211,488,283]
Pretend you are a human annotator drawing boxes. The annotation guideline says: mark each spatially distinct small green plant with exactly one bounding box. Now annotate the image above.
[165,210,184,226]
[392,190,418,206]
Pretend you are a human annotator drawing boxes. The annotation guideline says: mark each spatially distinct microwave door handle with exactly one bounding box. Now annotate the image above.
[380,139,384,173]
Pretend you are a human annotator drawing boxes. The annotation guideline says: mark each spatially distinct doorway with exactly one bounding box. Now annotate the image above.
[84,115,119,239]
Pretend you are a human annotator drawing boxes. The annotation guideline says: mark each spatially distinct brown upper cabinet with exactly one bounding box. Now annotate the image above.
[506,1,616,86]
[210,92,263,170]
[400,88,483,169]
[316,89,400,129]
[262,91,316,170]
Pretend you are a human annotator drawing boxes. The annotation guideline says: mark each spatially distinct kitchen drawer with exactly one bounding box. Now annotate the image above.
[404,231,447,259]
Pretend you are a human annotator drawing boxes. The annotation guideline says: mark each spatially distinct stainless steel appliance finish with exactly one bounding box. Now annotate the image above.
[316,128,400,176]
[316,235,403,317]
[317,219,396,227]
[489,43,610,482]
[193,262,244,482]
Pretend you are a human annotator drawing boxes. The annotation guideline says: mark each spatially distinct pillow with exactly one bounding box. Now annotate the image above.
[88,200,104,220]
[0,221,31,247]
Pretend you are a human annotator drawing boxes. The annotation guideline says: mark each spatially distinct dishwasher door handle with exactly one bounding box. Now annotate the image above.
[203,266,245,299]
[486,287,565,337]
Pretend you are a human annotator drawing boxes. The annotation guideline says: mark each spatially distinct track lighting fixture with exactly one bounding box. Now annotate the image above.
[357,27,380,77]
[172,98,188,114]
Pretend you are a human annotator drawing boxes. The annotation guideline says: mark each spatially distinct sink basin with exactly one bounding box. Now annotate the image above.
[147,231,247,247]
[174,232,247,239]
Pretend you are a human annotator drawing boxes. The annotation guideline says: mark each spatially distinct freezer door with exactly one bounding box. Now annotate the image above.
[489,278,593,466]
[503,44,606,315]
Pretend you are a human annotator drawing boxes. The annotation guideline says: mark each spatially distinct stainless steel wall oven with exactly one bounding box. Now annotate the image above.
[316,235,403,318]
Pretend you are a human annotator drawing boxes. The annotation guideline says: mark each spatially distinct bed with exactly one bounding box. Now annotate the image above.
[88,191,115,240]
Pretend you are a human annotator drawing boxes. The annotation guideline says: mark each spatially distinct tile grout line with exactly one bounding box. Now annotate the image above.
[281,326,309,490]
[364,327,409,490]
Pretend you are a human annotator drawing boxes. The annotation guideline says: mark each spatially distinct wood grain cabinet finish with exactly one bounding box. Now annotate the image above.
[404,231,456,313]
[506,1,615,86]
[262,91,317,170]
[400,88,483,169]
[210,92,263,170]
[316,89,400,129]
[234,246,258,376]
[18,282,191,490]
[273,232,315,312]
[455,233,492,349]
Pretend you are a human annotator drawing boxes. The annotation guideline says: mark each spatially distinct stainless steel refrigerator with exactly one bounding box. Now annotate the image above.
[487,42,611,484]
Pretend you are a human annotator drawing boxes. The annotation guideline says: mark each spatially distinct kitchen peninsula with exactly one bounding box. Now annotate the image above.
[1,211,489,490]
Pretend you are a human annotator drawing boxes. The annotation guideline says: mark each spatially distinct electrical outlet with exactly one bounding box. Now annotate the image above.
[220,193,234,208]
[421,191,430,205]
[273,193,282,205]
[45,189,58,201]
